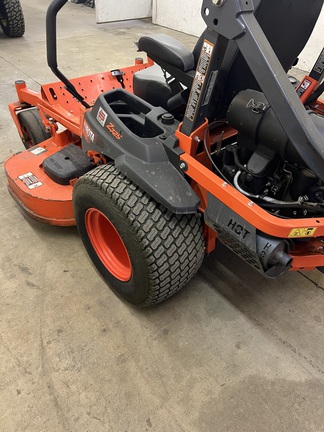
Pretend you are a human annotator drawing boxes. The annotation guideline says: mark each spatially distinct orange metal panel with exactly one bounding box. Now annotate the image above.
[4,139,76,226]
[11,59,155,136]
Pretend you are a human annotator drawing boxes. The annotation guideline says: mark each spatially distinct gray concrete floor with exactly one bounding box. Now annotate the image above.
[0,1,323,431]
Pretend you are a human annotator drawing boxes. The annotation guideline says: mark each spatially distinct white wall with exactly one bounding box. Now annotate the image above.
[152,0,205,37]
[96,0,151,23]
[152,0,323,71]
[298,12,324,71]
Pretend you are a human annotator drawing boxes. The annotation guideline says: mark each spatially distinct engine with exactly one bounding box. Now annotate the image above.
[220,89,324,218]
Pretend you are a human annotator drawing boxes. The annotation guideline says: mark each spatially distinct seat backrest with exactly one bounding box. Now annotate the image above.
[192,0,323,119]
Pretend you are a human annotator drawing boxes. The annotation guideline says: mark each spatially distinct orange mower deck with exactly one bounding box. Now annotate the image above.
[5,138,75,226]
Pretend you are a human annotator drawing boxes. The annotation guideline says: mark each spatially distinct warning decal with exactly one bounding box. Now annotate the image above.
[29,146,47,156]
[288,227,317,238]
[185,40,214,121]
[300,79,312,91]
[18,172,43,190]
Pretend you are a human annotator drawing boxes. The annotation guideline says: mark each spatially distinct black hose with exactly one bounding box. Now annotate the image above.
[306,81,324,105]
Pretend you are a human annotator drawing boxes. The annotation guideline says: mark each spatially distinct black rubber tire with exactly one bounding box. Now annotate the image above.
[0,0,25,38]
[17,108,51,149]
[73,164,205,307]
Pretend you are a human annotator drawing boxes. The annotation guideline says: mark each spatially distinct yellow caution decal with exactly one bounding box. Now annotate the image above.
[288,227,317,238]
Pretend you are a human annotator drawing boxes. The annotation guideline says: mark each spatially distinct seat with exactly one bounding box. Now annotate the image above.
[133,35,195,110]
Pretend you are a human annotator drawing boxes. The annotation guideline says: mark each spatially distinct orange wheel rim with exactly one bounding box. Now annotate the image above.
[85,208,132,282]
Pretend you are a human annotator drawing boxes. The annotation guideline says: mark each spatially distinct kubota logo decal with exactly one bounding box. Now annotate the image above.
[106,122,122,140]
[96,107,108,126]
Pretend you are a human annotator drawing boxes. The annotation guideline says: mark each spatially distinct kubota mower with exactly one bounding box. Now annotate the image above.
[5,0,324,306]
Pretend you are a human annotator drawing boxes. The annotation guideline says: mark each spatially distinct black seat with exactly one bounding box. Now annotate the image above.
[134,0,323,119]
[138,34,195,72]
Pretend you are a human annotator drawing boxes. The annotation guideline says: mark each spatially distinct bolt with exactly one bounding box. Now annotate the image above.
[179,161,188,171]
[212,0,225,6]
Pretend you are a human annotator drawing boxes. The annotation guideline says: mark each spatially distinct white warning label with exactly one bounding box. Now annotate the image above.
[18,172,43,189]
[29,146,47,156]
[185,40,214,121]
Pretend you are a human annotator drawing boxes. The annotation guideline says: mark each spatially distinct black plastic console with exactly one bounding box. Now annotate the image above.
[81,89,200,214]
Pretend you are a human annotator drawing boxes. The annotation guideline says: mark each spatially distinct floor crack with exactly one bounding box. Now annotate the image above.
[0,55,41,86]
[298,271,324,292]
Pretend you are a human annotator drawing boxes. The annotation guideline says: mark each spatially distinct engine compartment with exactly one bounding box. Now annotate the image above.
[207,89,324,220]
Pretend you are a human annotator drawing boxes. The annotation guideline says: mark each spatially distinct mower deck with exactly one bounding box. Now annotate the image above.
[5,139,75,226]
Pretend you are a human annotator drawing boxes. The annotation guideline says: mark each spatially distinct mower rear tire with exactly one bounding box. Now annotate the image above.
[0,0,25,38]
[17,108,51,149]
[73,164,205,307]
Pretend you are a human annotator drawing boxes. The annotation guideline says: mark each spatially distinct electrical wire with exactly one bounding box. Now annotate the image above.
[203,124,324,213]
[309,106,324,116]
[203,120,229,182]
[233,171,324,212]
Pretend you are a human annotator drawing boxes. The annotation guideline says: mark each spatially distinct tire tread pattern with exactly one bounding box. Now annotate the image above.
[0,0,25,37]
[75,164,205,307]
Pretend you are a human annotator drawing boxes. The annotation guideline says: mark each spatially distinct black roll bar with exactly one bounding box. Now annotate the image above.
[46,0,90,108]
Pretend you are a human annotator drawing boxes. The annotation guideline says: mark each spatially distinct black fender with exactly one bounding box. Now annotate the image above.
[115,154,199,214]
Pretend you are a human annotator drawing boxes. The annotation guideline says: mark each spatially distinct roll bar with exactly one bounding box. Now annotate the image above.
[46,0,90,108]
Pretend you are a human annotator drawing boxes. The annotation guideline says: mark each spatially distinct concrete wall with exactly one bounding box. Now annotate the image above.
[96,0,151,23]
[152,0,205,38]
[152,0,323,71]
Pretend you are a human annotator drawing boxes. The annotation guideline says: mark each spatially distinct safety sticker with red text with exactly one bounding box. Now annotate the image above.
[18,172,43,189]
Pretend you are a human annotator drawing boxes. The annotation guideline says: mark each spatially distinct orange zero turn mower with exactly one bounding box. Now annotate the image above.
[5,0,324,306]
